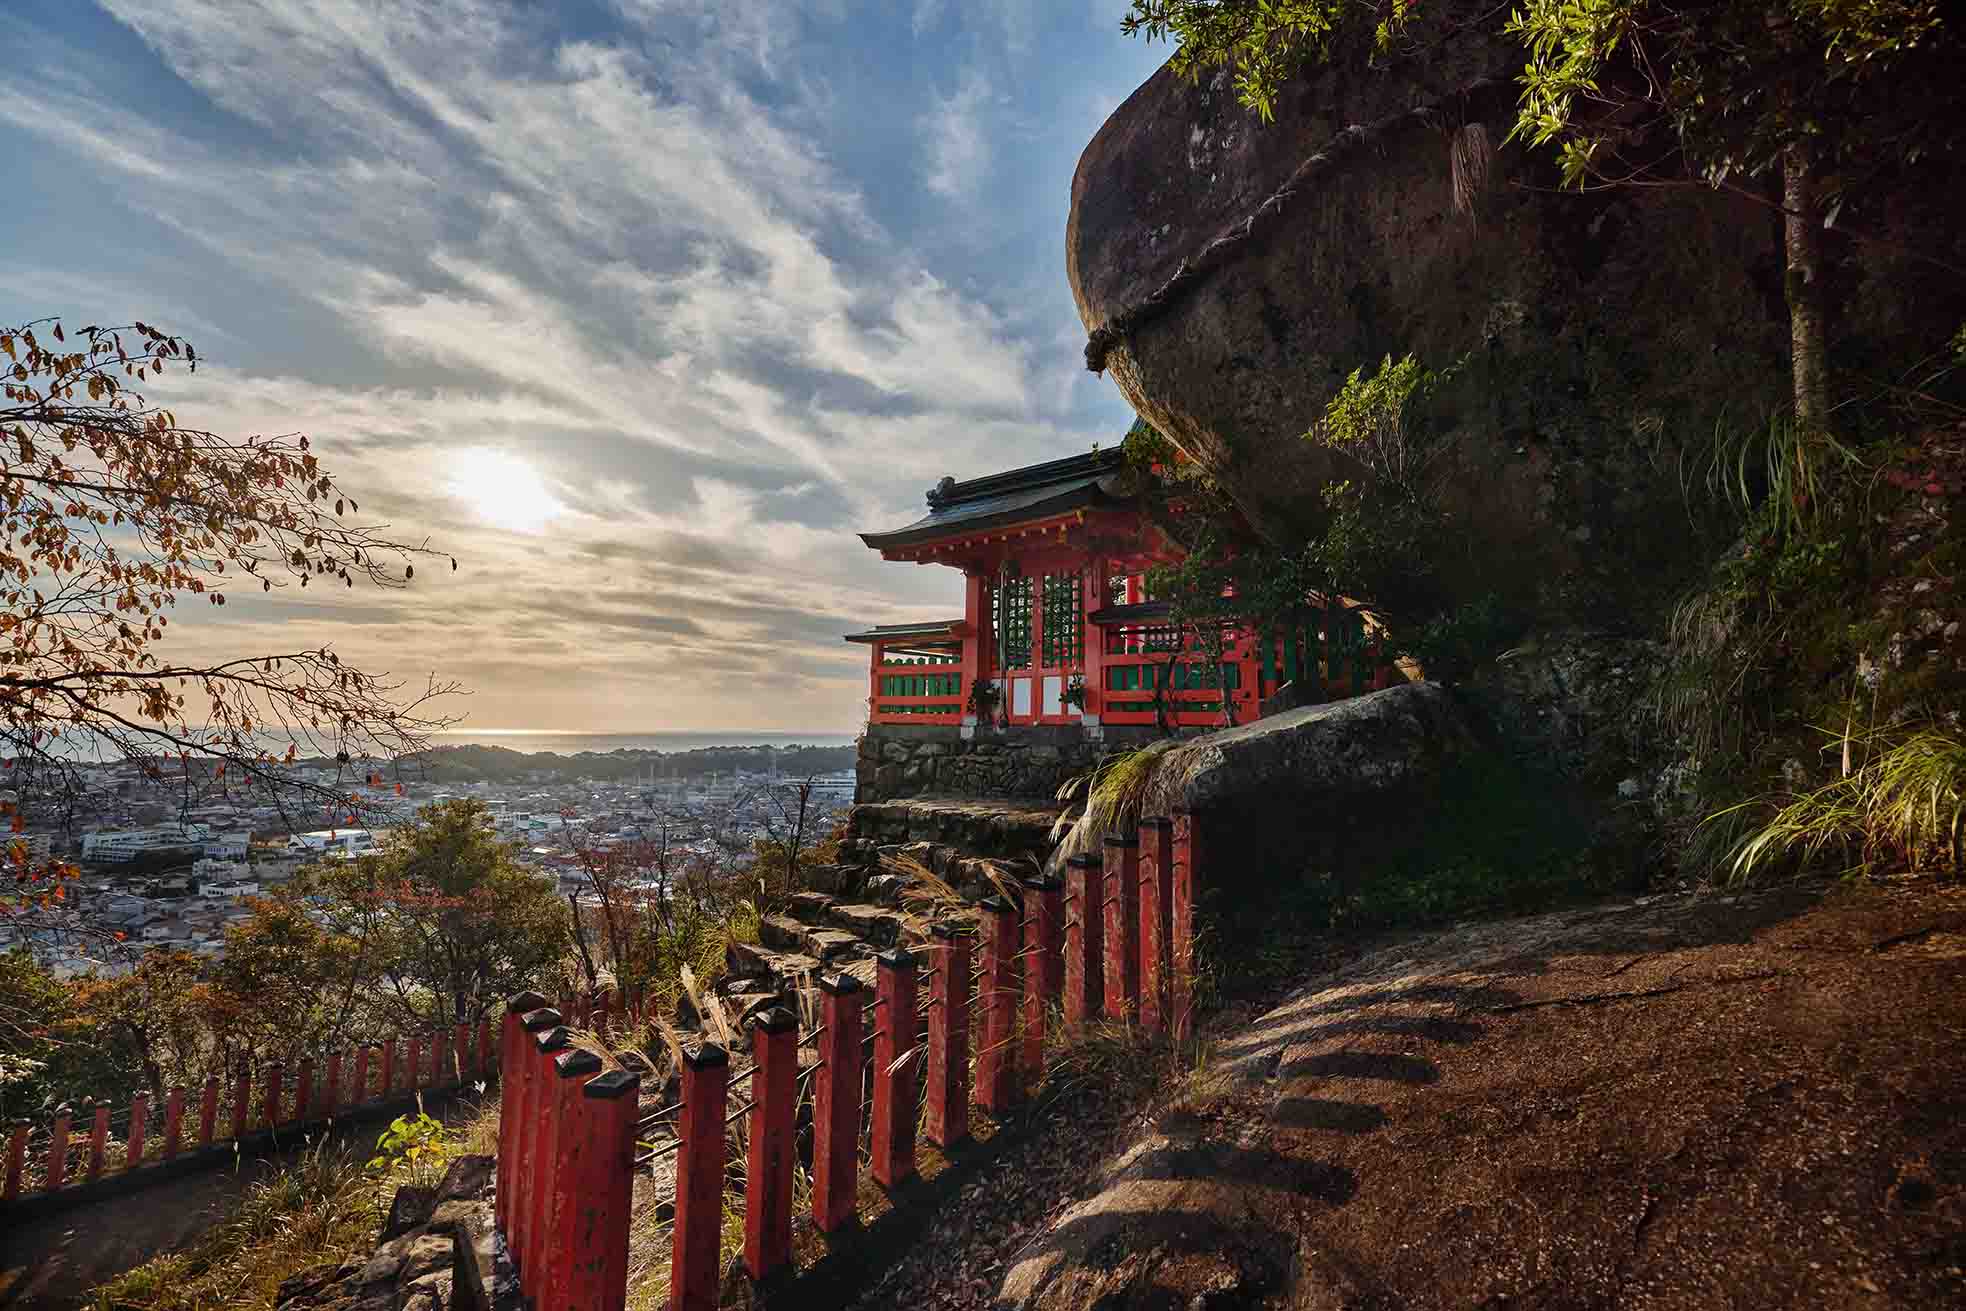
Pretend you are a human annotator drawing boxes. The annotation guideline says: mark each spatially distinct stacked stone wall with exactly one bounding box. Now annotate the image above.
[855,724,1193,802]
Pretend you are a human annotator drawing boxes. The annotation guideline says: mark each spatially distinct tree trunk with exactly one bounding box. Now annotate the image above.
[1783,140,1830,439]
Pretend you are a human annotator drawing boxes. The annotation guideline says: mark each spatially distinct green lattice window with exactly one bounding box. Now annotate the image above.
[1040,572,1083,667]
[992,576,1032,671]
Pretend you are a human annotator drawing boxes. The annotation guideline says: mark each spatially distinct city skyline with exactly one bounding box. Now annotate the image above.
[0,2,1162,733]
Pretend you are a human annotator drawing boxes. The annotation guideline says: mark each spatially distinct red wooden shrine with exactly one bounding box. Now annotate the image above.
[846,449,1396,729]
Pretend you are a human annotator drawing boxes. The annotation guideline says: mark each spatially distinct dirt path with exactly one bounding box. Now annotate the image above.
[1000,878,1966,1309]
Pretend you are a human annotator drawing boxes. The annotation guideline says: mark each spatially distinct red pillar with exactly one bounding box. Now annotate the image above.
[563,1068,640,1311]
[1064,853,1104,1032]
[231,1069,251,1140]
[522,1026,574,1299]
[46,1111,70,1191]
[262,1064,283,1132]
[198,1076,218,1149]
[162,1087,185,1161]
[671,1043,731,1311]
[86,1104,109,1182]
[744,1007,798,1282]
[1102,833,1140,1022]
[1172,813,1200,1044]
[961,571,990,718]
[294,1058,315,1123]
[353,1046,373,1106]
[1022,875,1063,1072]
[870,949,919,1190]
[540,1045,604,1311]
[495,991,546,1241]
[976,895,1019,1114]
[811,972,863,1233]
[508,1006,561,1275]
[126,1091,148,1165]
[924,922,971,1149]
[1139,817,1174,1035]
[323,1053,343,1118]
[3,1123,25,1201]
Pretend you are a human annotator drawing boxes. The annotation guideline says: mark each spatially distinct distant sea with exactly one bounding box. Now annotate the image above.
[425,730,859,756]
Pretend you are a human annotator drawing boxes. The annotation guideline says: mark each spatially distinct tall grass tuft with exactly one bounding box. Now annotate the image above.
[1708,727,1966,883]
[1052,743,1179,867]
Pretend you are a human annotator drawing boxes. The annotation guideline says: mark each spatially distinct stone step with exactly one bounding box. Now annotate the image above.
[846,795,1067,862]
[825,902,905,946]
[727,939,823,986]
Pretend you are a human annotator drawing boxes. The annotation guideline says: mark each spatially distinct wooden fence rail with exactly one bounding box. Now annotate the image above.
[491,812,1202,1311]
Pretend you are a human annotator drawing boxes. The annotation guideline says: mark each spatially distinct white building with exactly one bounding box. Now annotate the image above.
[82,823,210,862]
[203,832,250,860]
[287,829,377,856]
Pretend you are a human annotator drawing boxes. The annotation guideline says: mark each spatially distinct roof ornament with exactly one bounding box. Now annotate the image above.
[926,475,958,509]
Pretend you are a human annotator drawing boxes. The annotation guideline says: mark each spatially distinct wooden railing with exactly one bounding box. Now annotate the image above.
[493,816,1204,1311]
[870,645,965,725]
[2,1016,502,1207]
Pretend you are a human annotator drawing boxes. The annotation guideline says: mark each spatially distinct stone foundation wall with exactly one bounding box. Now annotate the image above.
[855,724,1191,802]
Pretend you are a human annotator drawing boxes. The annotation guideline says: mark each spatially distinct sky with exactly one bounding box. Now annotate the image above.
[0,1,1165,735]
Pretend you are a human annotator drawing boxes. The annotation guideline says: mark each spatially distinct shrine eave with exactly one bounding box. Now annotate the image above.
[843,619,967,644]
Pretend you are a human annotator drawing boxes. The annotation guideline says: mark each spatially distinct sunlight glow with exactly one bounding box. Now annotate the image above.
[448,449,563,533]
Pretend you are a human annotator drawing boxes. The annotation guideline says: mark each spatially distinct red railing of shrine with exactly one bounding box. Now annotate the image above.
[1,1015,504,1207]
[492,816,1205,1311]
[868,641,965,725]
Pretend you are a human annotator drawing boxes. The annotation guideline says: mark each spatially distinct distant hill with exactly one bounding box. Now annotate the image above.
[392,741,856,784]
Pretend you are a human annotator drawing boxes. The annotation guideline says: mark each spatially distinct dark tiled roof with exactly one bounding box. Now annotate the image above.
[859,448,1131,550]
[843,619,965,644]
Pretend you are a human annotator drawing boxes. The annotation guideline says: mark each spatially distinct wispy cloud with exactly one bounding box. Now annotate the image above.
[0,0,1163,730]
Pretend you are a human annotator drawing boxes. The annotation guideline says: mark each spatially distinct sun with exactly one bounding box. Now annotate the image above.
[448,449,562,533]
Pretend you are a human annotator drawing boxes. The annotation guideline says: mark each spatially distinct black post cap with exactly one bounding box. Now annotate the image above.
[930,920,976,940]
[979,894,1015,914]
[583,1069,641,1100]
[555,1048,603,1079]
[876,947,916,971]
[1102,832,1139,848]
[818,971,865,996]
[1066,852,1103,869]
[1022,874,1062,892]
[751,1007,799,1035]
[506,991,550,1014]
[535,1026,573,1053]
[521,1007,562,1032]
[682,1042,729,1070]
[1139,816,1174,832]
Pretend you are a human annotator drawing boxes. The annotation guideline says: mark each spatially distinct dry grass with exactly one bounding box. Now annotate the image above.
[1053,744,1179,868]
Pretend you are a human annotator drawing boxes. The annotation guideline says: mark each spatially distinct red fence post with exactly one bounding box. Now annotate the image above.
[672,1042,731,1310]
[1022,875,1063,1073]
[540,1045,605,1311]
[811,972,863,1233]
[126,1092,148,1166]
[231,1069,251,1140]
[1139,817,1174,1035]
[323,1053,342,1118]
[495,992,546,1242]
[1064,853,1104,1033]
[294,1058,314,1123]
[563,1067,640,1311]
[379,1039,397,1101]
[86,1103,109,1182]
[1102,833,1140,1023]
[871,949,919,1190]
[352,1046,373,1107]
[262,1064,283,1132]
[3,1123,25,1201]
[1172,813,1199,1044]
[976,895,1019,1114]
[163,1086,185,1161]
[506,1007,560,1284]
[744,1008,798,1282]
[46,1111,70,1192]
[924,922,971,1149]
[521,1025,574,1301]
[198,1076,218,1149]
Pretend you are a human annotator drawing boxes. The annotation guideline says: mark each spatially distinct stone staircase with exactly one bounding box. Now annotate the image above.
[713,795,1067,1018]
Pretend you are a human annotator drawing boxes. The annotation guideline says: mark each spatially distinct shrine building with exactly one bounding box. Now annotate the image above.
[846,448,1396,781]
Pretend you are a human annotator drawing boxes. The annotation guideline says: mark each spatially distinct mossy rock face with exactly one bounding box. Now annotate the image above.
[1066,9,1966,628]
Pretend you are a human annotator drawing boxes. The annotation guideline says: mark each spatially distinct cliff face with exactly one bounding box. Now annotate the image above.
[1066,19,1966,624]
